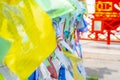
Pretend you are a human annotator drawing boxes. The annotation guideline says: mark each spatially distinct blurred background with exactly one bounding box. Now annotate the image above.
[82,0,120,80]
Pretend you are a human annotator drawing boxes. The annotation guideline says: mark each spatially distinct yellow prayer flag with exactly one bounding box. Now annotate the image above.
[0,0,57,79]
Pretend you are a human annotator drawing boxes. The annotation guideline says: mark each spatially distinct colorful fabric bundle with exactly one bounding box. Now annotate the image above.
[49,0,88,79]
[0,0,88,80]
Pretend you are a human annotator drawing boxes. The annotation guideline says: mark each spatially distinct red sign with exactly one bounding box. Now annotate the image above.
[96,0,120,12]
[95,0,120,18]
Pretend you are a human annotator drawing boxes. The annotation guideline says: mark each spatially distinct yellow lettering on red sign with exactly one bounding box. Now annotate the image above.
[96,1,113,11]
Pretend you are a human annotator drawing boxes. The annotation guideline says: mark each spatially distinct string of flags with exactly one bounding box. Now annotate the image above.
[0,0,88,80]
